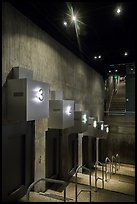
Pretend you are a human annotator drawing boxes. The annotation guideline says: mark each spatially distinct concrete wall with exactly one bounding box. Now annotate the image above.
[2,3,104,191]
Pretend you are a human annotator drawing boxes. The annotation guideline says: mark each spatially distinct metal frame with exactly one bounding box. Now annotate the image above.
[75,165,92,202]
[116,153,120,170]
[112,155,117,174]
[95,161,105,191]
[26,178,67,202]
[105,157,112,181]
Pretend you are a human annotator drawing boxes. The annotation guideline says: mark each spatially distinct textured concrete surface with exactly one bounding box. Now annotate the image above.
[2,2,104,191]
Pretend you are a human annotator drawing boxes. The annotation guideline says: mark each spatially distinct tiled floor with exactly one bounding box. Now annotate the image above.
[19,164,135,202]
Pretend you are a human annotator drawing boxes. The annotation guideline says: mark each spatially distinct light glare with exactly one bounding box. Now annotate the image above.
[93,120,97,128]
[72,15,76,22]
[65,106,72,115]
[101,124,104,131]
[82,114,87,124]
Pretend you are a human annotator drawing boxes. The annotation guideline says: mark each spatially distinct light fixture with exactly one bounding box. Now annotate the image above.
[82,114,87,124]
[115,6,122,15]
[115,69,118,72]
[72,15,76,22]
[104,125,109,133]
[124,52,128,56]
[63,21,68,26]
[117,8,121,14]
[101,123,104,131]
[114,75,118,79]
[93,120,97,128]
[109,70,111,73]
[94,56,97,59]
[106,127,109,133]
[98,55,101,59]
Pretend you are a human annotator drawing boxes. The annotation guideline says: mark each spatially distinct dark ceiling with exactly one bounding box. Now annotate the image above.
[7,1,136,78]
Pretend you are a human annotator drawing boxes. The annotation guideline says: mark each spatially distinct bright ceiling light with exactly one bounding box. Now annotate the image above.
[117,8,121,14]
[98,55,101,59]
[63,21,68,26]
[72,15,76,22]
[124,52,128,56]
[115,69,118,72]
[109,70,111,73]
[94,56,97,59]
[115,6,122,15]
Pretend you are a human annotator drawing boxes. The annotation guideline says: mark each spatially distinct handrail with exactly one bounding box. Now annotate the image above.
[95,161,105,191]
[105,157,112,181]
[75,165,91,202]
[26,178,67,202]
[116,154,120,170]
[112,155,117,174]
[107,89,114,115]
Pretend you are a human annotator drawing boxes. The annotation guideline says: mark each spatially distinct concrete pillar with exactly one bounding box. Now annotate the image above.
[34,118,48,192]
[78,133,83,172]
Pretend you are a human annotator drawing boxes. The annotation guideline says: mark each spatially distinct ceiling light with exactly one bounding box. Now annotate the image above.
[63,21,68,26]
[94,56,97,59]
[98,55,101,59]
[72,15,76,22]
[109,70,111,73]
[115,70,118,72]
[115,6,122,16]
[117,8,121,14]
[124,52,128,56]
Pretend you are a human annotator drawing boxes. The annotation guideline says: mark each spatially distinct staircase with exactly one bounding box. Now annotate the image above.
[104,80,135,165]
[109,81,126,112]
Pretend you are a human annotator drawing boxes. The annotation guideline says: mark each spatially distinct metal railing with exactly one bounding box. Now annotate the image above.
[95,161,105,191]
[75,165,92,202]
[105,157,112,182]
[116,153,120,170]
[26,178,67,202]
[112,155,117,174]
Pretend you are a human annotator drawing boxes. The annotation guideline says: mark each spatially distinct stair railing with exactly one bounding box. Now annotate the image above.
[75,165,92,202]
[116,153,120,170]
[26,178,67,202]
[95,161,105,191]
[112,155,117,174]
[105,157,112,181]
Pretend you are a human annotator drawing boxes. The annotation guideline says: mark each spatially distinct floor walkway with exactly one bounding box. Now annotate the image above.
[19,164,135,202]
